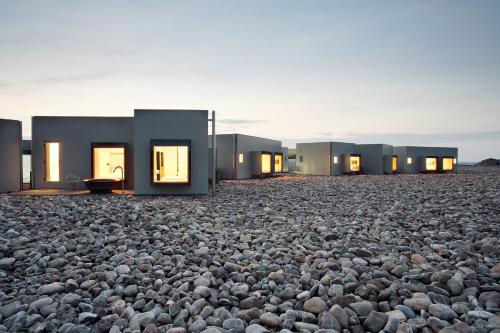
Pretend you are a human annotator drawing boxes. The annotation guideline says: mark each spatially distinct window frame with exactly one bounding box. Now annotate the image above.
[442,156,454,171]
[43,140,61,183]
[274,152,284,173]
[261,151,273,175]
[150,139,191,186]
[425,156,438,171]
[350,154,361,172]
[91,142,127,180]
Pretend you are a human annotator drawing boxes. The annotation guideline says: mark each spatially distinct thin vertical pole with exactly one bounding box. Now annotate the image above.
[211,110,216,193]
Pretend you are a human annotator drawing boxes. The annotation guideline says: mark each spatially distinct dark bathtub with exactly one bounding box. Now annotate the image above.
[83,179,120,194]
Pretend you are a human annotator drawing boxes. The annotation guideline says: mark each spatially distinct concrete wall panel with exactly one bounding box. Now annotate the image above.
[32,117,134,189]
[0,119,22,192]
[133,110,208,195]
[296,142,332,176]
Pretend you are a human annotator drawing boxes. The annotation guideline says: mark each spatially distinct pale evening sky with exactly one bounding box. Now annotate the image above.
[0,1,499,162]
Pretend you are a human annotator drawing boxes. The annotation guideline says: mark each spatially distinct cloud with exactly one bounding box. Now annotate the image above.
[282,130,500,147]
[0,71,119,90]
[33,71,118,84]
[218,118,266,125]
[345,131,500,144]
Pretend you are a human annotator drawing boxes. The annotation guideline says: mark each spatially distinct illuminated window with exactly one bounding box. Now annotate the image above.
[407,157,412,165]
[442,157,454,171]
[333,156,338,164]
[239,153,244,164]
[44,142,60,182]
[426,157,437,171]
[152,140,190,184]
[274,154,283,173]
[350,155,360,172]
[453,158,457,165]
[392,156,397,172]
[92,145,125,180]
[261,153,272,174]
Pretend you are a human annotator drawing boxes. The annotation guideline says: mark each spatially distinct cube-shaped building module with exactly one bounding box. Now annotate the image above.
[296,142,362,175]
[31,110,208,195]
[0,118,23,192]
[394,146,458,173]
[209,134,283,179]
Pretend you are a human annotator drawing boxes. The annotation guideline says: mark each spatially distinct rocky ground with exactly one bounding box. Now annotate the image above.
[0,167,499,333]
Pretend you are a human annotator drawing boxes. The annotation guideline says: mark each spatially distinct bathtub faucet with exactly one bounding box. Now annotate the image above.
[113,166,125,193]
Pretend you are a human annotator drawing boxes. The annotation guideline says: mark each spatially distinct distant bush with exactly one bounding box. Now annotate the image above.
[288,154,296,159]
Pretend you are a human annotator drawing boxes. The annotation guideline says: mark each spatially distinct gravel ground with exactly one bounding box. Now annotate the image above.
[0,167,499,333]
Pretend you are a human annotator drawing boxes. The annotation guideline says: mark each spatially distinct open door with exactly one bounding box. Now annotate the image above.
[274,153,283,173]
[261,153,272,174]
[44,141,60,182]
[392,156,397,172]
[442,157,454,171]
[350,155,361,172]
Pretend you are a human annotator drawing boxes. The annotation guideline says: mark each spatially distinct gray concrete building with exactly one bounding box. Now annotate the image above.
[355,144,395,175]
[209,134,282,179]
[393,146,458,173]
[0,119,23,192]
[32,116,134,190]
[31,109,209,195]
[133,109,208,195]
[282,147,289,173]
[296,141,360,176]
[297,142,458,175]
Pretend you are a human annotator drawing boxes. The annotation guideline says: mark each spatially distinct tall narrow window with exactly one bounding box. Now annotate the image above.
[44,142,60,182]
[261,153,272,174]
[152,140,190,184]
[350,155,360,172]
[426,157,437,171]
[442,157,453,171]
[92,144,125,180]
[274,154,283,173]
[392,156,397,172]
[407,157,412,165]
[333,156,339,164]
[239,153,244,164]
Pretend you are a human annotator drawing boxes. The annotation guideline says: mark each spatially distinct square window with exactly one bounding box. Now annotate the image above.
[151,140,190,184]
[407,157,412,165]
[239,153,244,164]
[442,157,454,171]
[426,157,437,171]
[333,155,338,164]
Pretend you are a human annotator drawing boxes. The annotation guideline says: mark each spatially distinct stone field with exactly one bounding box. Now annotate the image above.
[0,167,499,333]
